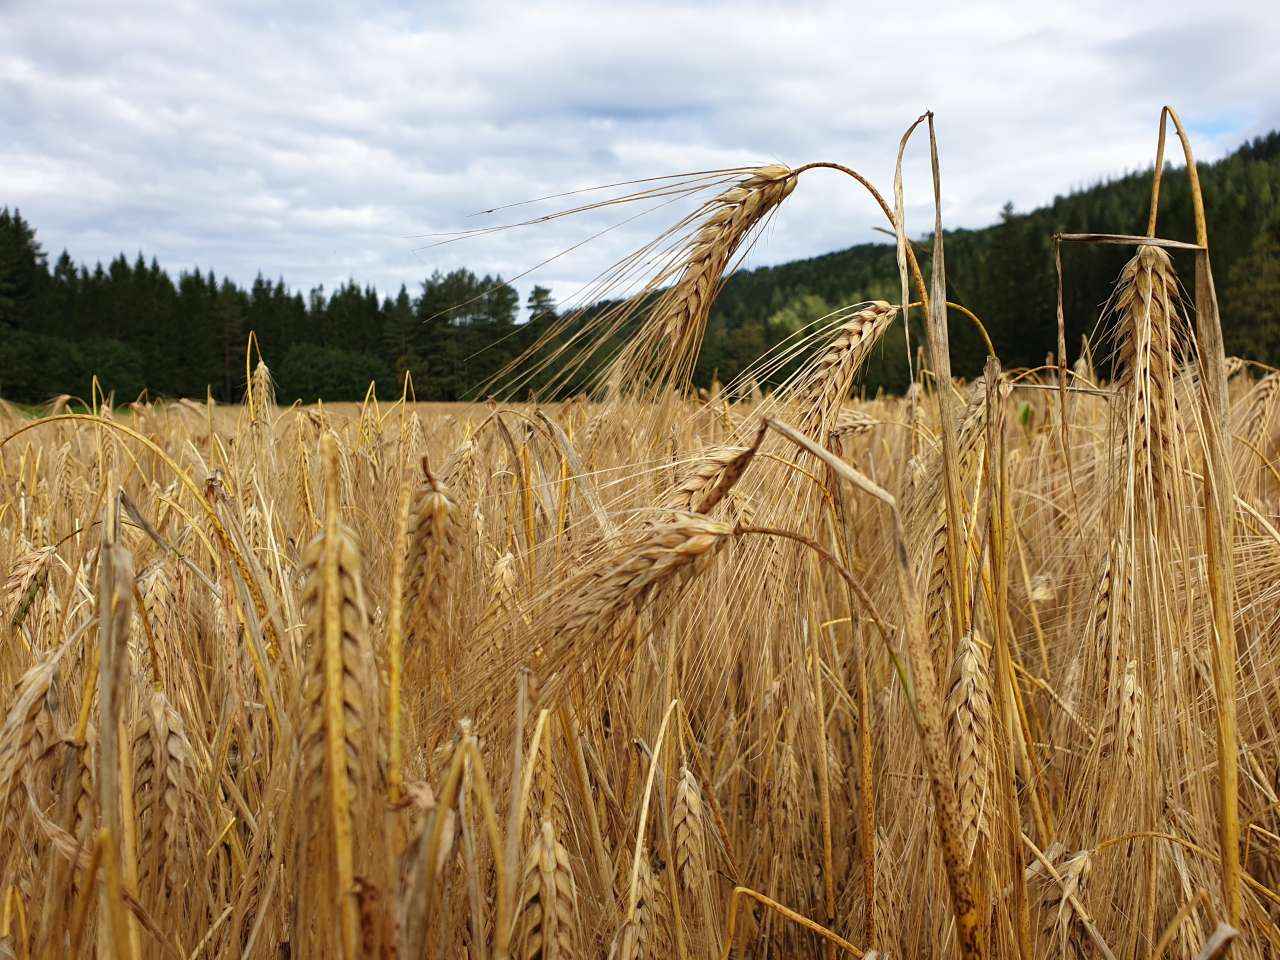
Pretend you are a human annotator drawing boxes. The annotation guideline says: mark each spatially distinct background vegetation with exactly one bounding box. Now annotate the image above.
[3,131,1279,403]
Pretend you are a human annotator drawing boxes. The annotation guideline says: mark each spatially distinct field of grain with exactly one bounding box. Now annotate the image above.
[2,110,1279,958]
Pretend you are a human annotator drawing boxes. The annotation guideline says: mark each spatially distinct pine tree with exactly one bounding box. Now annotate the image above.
[0,208,47,328]
[526,284,557,323]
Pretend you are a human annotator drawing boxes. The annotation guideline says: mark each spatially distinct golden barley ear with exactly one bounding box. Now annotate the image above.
[609,850,658,960]
[663,420,766,515]
[515,819,580,960]
[799,301,898,436]
[404,457,461,678]
[1030,845,1093,957]
[538,515,733,693]
[672,766,707,894]
[1115,659,1143,773]
[606,165,798,403]
[249,359,276,433]
[0,642,71,846]
[829,409,877,444]
[3,543,56,635]
[296,432,383,958]
[133,689,206,914]
[946,630,992,868]
[1110,244,1186,515]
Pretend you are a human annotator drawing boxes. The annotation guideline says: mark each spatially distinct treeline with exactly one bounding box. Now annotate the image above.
[0,211,562,403]
[3,130,1280,403]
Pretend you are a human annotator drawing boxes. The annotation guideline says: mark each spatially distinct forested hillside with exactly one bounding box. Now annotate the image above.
[701,130,1280,392]
[2,131,1279,404]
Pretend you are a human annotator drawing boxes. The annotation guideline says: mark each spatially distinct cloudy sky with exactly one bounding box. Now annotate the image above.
[3,0,1278,314]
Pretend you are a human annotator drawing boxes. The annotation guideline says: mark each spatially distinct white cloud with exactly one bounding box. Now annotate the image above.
[2,0,1277,313]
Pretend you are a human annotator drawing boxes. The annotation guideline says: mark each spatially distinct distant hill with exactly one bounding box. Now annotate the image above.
[3,132,1279,403]
[698,130,1280,392]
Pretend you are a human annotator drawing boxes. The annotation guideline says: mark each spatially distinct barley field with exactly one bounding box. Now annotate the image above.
[1,110,1279,958]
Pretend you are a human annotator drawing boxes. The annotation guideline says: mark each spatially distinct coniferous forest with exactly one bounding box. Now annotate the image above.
[2,130,1279,405]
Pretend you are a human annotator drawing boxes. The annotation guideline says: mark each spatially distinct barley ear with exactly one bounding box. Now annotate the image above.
[297,432,380,958]
[516,819,579,960]
[946,631,992,867]
[405,457,461,680]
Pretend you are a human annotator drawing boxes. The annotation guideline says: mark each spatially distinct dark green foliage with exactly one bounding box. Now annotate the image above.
[0,332,144,402]
[1224,218,1280,361]
[277,343,389,404]
[695,131,1280,391]
[2,130,1279,403]
[0,208,47,329]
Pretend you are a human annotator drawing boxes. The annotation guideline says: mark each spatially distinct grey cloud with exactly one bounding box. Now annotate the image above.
[2,0,1277,312]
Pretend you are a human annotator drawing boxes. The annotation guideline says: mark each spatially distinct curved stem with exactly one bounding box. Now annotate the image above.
[626,699,678,919]
[1146,106,1208,247]
[906,300,997,359]
[793,161,931,315]
[720,886,863,960]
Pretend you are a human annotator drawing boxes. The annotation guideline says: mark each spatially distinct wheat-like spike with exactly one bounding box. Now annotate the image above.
[0,643,69,843]
[70,741,93,842]
[1032,846,1093,957]
[138,562,178,686]
[477,550,526,650]
[672,766,707,894]
[515,819,579,960]
[298,432,380,958]
[442,436,479,505]
[1116,659,1143,773]
[134,689,203,909]
[4,543,56,633]
[607,166,798,400]
[555,516,732,642]
[655,167,797,350]
[1091,538,1134,700]
[663,421,765,515]
[129,707,159,903]
[664,445,750,513]
[405,458,461,675]
[1242,371,1280,461]
[946,630,992,866]
[919,379,989,650]
[1088,539,1117,651]
[250,359,275,426]
[772,739,807,907]
[799,301,897,436]
[609,851,657,960]
[1112,245,1183,513]
[829,409,877,444]
[870,826,903,955]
